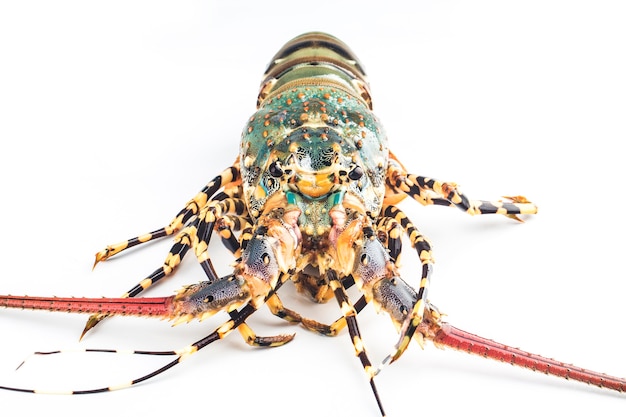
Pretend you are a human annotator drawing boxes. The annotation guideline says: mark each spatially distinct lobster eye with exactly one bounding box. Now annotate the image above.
[348,166,364,180]
[269,161,284,178]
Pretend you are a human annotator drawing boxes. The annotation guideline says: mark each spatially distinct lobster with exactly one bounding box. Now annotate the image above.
[0,32,623,416]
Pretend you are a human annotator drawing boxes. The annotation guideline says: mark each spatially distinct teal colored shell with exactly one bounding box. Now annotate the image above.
[239,85,389,223]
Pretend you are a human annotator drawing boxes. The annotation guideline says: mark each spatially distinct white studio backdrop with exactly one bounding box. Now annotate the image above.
[0,2,625,416]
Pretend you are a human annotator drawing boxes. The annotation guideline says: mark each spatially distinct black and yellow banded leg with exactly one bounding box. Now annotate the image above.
[85,198,246,337]
[328,269,387,417]
[193,198,249,266]
[168,198,293,348]
[382,205,433,265]
[298,295,369,337]
[391,173,538,220]
[80,223,201,339]
[264,290,360,337]
[372,205,434,374]
[93,165,240,266]
[374,216,404,264]
[236,320,295,347]
[217,215,253,254]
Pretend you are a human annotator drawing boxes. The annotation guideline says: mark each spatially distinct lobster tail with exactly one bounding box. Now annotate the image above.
[433,323,626,392]
[258,32,372,108]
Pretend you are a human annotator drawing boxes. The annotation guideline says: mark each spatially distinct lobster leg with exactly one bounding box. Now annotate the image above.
[386,157,537,220]
[93,165,240,265]
[327,269,386,417]
[374,215,405,263]
[412,173,536,217]
[84,199,293,347]
[193,197,248,266]
[81,219,200,338]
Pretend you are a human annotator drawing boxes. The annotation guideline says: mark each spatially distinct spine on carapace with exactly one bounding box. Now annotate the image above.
[0,295,173,318]
[434,323,626,392]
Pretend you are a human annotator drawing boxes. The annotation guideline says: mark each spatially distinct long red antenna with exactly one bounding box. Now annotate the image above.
[0,295,174,319]
[433,323,625,392]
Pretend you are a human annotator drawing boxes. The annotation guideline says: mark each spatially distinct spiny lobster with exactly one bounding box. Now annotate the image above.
[0,32,623,416]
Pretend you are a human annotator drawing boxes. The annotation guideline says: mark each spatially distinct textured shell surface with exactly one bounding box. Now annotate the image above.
[241,85,388,221]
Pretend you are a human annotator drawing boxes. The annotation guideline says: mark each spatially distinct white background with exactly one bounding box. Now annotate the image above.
[1,1,625,416]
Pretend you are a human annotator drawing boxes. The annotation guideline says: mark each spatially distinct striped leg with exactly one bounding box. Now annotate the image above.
[193,198,248,267]
[328,269,386,417]
[413,174,536,217]
[375,215,404,264]
[263,290,366,336]
[372,206,434,373]
[387,165,537,220]
[216,214,250,254]
[81,221,201,339]
[82,198,288,348]
[297,294,369,336]
[93,165,240,265]
[381,205,433,267]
